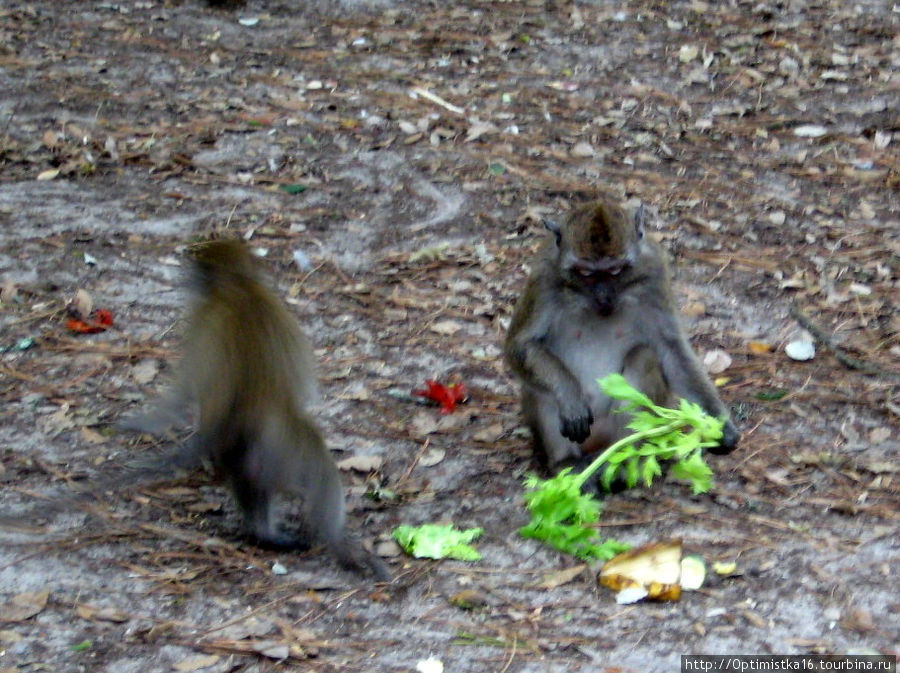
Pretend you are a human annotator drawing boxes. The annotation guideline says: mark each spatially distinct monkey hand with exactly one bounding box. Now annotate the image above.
[708,419,740,455]
[558,401,594,444]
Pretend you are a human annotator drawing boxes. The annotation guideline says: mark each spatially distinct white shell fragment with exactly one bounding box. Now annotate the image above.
[615,586,650,604]
[416,656,444,673]
[793,124,828,138]
[703,349,733,374]
[785,340,816,361]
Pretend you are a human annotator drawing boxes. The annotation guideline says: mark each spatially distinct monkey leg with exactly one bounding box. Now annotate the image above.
[228,472,312,551]
[522,386,584,470]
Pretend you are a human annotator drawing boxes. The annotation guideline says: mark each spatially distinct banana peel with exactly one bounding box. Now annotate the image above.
[598,539,707,603]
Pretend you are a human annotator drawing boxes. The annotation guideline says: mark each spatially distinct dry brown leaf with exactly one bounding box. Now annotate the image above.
[533,564,588,590]
[336,455,384,472]
[75,603,130,623]
[429,320,462,336]
[80,426,108,445]
[132,359,160,385]
[748,341,773,354]
[682,301,707,318]
[0,589,50,622]
[418,447,445,467]
[0,280,17,303]
[173,654,221,671]
[409,411,439,437]
[375,539,403,557]
[449,589,489,609]
[868,427,891,444]
[472,423,504,443]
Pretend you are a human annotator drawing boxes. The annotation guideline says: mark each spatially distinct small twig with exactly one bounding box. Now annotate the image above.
[395,438,430,487]
[499,637,518,673]
[409,87,466,116]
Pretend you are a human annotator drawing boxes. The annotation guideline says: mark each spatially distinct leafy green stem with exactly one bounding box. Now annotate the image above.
[572,419,686,489]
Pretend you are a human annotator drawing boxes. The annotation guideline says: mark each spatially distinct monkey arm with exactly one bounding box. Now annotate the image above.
[505,285,593,442]
[651,308,739,452]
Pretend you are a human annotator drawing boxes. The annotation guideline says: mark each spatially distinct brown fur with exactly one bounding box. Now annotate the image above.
[130,240,390,580]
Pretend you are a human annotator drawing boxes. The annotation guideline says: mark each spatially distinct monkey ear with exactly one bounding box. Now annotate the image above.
[633,203,646,239]
[543,218,562,245]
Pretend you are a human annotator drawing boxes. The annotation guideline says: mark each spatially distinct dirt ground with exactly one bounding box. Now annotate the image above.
[0,0,898,671]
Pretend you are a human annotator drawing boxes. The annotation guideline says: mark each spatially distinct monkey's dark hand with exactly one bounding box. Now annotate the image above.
[708,419,740,455]
[558,401,594,444]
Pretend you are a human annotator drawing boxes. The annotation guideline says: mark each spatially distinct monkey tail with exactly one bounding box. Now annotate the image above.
[309,462,392,581]
[328,534,392,581]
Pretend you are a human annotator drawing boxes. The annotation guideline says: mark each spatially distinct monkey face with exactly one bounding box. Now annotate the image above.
[564,260,631,315]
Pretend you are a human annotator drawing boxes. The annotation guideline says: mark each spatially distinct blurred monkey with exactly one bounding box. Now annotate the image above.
[126,240,389,580]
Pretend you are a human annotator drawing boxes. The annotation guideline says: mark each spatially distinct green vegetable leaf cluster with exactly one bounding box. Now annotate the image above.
[520,374,726,561]
[594,374,722,494]
[520,468,631,561]
[393,524,484,561]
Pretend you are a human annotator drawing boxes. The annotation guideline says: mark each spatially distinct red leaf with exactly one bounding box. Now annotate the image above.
[95,309,114,326]
[66,309,114,334]
[67,318,105,334]
[413,379,468,414]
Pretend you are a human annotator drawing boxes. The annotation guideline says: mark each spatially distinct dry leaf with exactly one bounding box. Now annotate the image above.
[217,617,275,640]
[71,288,93,318]
[173,655,221,671]
[0,280,17,303]
[429,320,462,336]
[80,427,108,445]
[534,564,587,590]
[449,589,489,610]
[409,412,439,437]
[570,142,595,158]
[0,589,50,622]
[418,447,445,467]
[42,403,75,438]
[249,640,291,659]
[682,301,706,318]
[868,427,891,444]
[473,423,504,443]
[465,121,498,142]
[748,341,773,354]
[75,603,129,622]
[678,44,699,63]
[132,359,160,385]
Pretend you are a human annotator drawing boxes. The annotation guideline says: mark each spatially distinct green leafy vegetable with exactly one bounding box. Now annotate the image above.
[393,524,484,561]
[278,183,308,195]
[520,374,726,560]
